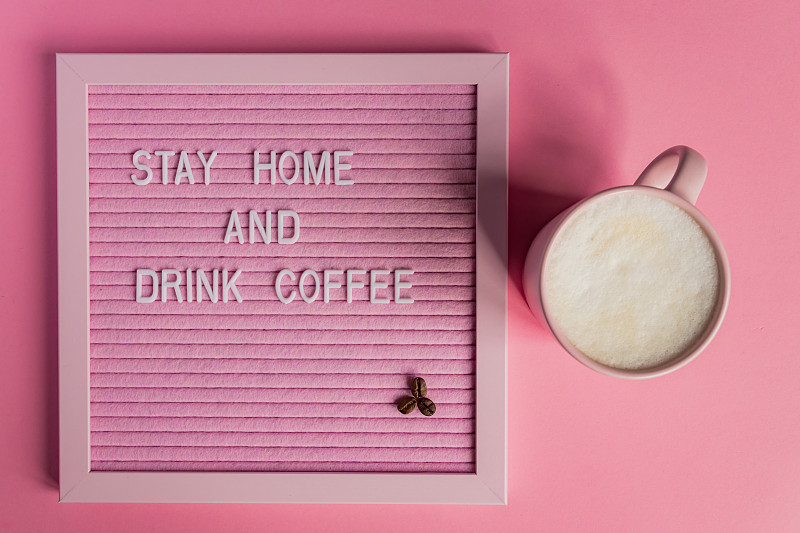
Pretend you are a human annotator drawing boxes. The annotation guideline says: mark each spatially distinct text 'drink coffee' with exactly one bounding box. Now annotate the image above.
[543,192,721,371]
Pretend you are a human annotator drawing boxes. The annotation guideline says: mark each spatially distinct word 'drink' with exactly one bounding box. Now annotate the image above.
[136,268,242,303]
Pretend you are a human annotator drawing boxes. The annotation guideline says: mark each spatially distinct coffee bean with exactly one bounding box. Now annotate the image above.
[411,377,427,399]
[417,397,437,416]
[397,396,417,415]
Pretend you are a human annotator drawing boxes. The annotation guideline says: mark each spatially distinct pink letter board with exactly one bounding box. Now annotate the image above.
[58,54,507,504]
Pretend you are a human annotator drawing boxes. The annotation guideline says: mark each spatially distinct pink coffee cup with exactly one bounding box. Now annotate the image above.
[523,146,731,379]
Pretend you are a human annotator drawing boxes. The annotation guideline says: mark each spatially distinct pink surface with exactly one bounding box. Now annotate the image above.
[2,0,800,530]
[87,84,476,472]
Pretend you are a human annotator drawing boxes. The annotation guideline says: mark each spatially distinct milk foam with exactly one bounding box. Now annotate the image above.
[544,192,720,370]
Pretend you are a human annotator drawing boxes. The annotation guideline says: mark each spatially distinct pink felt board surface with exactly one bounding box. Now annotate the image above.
[3,0,800,530]
[87,84,477,472]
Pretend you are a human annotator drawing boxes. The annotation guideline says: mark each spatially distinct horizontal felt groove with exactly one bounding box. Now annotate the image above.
[90,374,474,388]
[90,357,474,373]
[91,429,471,434]
[88,141,477,156]
[91,322,476,333]
[89,317,475,328]
[88,461,475,473]
[89,93,476,109]
[89,458,474,463]
[89,226,475,231]
[89,237,475,246]
[90,342,474,348]
[90,387,473,402]
[91,431,473,447]
[90,212,475,227]
[91,401,468,405]
[91,334,474,342]
[90,270,475,285]
[90,315,474,331]
[91,213,473,219]
[90,257,474,271]
[90,300,474,306]
[91,414,473,430]
[90,447,475,464]
[89,303,475,319]
[90,393,471,405]
[94,122,473,127]
[90,348,473,358]
[90,403,474,419]
[89,312,473,318]
[89,109,476,125]
[89,197,475,213]
[88,183,476,199]
[88,84,477,95]
[90,326,474,334]
[89,241,475,257]
[92,415,475,419]
[92,444,472,448]
[90,385,472,390]
[92,444,473,451]
[89,213,474,218]
[90,247,475,256]
[90,343,474,359]
[89,124,475,139]
[90,354,473,363]
[90,358,473,364]
[89,140,475,147]
[90,138,475,144]
[90,328,475,344]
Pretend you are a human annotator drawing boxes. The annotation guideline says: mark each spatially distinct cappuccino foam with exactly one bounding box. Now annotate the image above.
[544,192,720,370]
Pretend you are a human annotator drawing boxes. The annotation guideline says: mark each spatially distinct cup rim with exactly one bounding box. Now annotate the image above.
[537,185,731,379]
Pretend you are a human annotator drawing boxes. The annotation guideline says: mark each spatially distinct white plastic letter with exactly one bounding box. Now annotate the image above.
[277,210,300,245]
[196,269,219,303]
[253,150,277,185]
[174,150,195,184]
[154,150,175,185]
[303,151,330,185]
[223,269,243,303]
[394,269,414,303]
[224,210,244,244]
[299,269,320,303]
[249,210,272,244]
[161,269,183,303]
[275,269,296,304]
[324,269,343,303]
[333,151,354,185]
[346,269,367,303]
[186,268,193,302]
[131,150,153,185]
[197,150,217,185]
[370,269,390,304]
[136,269,158,303]
[278,151,300,185]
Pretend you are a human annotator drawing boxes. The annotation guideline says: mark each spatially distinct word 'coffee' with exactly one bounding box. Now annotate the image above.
[544,192,720,370]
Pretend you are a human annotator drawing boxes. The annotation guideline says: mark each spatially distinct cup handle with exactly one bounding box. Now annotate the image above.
[634,145,708,205]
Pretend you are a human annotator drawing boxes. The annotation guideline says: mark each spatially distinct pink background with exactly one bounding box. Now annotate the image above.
[1,0,799,530]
